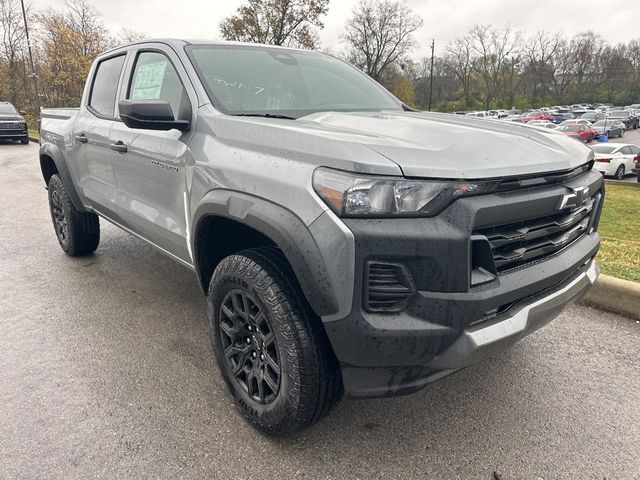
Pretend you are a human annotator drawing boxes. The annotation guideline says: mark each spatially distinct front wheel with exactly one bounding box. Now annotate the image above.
[614,165,625,180]
[20,137,29,144]
[47,175,100,256]
[207,247,342,435]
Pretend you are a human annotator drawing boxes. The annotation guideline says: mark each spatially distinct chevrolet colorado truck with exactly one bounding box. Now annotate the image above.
[39,39,603,435]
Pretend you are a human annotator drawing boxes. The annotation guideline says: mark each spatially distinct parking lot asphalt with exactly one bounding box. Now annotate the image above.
[1,142,639,480]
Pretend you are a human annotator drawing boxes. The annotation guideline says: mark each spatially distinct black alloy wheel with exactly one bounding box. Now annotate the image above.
[50,188,69,248]
[47,174,100,256]
[207,247,343,434]
[218,289,281,404]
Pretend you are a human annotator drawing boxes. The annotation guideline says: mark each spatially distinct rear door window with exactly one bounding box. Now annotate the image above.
[89,55,126,118]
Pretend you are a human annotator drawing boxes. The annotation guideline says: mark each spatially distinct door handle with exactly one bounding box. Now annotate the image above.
[74,133,88,143]
[110,140,127,153]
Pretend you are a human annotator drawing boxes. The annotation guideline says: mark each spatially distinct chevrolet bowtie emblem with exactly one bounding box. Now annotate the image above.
[556,186,589,210]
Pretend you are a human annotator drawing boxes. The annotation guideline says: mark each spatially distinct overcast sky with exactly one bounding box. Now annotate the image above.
[37,0,639,58]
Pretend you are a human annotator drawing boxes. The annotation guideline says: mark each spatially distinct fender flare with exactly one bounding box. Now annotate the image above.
[192,190,339,317]
[39,143,88,212]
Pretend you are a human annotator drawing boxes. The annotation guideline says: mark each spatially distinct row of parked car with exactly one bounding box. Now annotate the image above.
[461,104,640,141]
[459,104,640,181]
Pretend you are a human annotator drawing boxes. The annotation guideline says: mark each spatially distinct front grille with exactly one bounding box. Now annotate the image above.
[494,162,593,192]
[364,261,415,312]
[476,192,598,273]
[0,123,18,129]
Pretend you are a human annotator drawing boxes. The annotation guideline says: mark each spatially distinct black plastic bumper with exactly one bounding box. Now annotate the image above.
[324,169,604,399]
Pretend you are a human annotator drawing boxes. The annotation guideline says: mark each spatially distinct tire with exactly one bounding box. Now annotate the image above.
[47,174,100,256]
[207,247,342,435]
[20,137,29,144]
[614,165,625,180]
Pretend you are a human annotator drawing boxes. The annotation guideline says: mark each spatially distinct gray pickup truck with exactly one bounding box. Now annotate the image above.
[39,39,603,435]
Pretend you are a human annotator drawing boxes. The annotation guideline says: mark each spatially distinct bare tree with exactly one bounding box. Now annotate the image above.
[0,0,27,106]
[115,28,147,47]
[343,0,423,82]
[443,35,476,105]
[468,25,521,107]
[37,0,112,106]
[600,43,633,101]
[570,31,604,90]
[522,31,563,103]
[219,0,329,50]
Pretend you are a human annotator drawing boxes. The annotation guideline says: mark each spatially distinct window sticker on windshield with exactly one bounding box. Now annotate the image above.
[131,61,167,99]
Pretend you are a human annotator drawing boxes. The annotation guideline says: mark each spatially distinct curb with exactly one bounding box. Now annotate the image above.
[579,274,640,320]
[28,136,39,143]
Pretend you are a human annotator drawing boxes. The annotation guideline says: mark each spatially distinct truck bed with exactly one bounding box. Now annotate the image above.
[38,108,79,141]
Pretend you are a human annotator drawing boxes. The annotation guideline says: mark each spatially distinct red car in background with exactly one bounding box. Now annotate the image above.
[523,110,552,122]
[556,123,596,143]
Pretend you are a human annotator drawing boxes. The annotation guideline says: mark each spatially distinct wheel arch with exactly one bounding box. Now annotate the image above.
[39,143,87,212]
[192,190,340,318]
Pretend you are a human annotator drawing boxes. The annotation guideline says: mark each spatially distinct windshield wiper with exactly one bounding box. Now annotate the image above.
[235,113,296,120]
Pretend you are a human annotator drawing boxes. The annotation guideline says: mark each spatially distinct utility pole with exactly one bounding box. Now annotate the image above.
[20,0,40,111]
[428,39,434,112]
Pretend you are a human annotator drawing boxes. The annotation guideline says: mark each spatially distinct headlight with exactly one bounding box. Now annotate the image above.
[312,167,499,218]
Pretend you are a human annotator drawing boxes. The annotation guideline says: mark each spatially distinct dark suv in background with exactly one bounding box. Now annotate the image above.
[607,109,639,130]
[0,102,29,144]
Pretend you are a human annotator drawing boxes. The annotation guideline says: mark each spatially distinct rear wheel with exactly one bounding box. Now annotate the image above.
[614,165,625,180]
[47,175,100,256]
[207,247,342,435]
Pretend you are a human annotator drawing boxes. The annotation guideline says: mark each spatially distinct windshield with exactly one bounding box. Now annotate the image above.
[0,104,18,115]
[591,145,618,154]
[185,44,402,118]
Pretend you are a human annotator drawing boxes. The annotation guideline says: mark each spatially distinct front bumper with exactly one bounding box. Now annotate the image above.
[327,243,600,399]
[324,169,604,399]
[427,259,598,370]
[0,128,28,140]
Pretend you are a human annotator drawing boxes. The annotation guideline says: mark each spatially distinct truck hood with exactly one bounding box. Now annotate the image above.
[293,111,593,179]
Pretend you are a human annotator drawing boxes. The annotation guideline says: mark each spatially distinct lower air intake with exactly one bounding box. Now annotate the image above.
[365,261,416,313]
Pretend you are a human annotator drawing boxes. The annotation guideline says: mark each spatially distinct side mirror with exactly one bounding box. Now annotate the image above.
[118,99,190,132]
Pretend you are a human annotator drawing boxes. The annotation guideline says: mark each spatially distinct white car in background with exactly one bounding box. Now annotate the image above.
[465,111,497,119]
[527,120,557,129]
[591,143,640,180]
